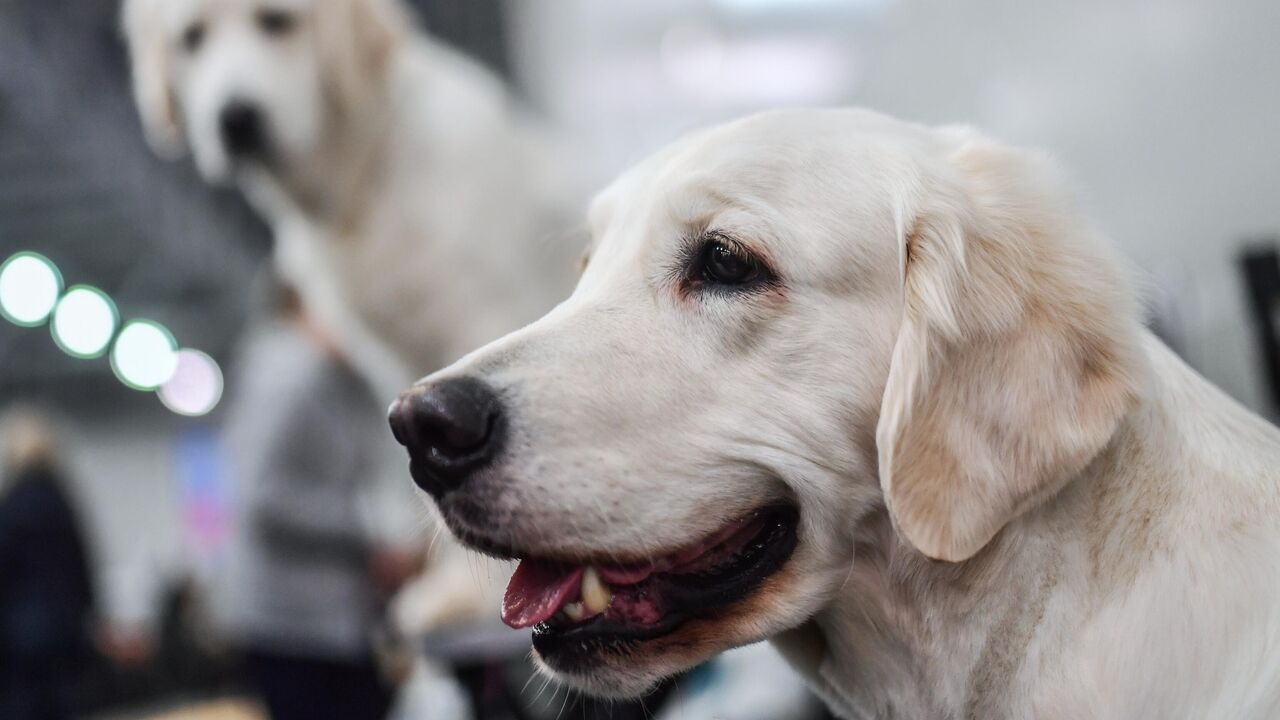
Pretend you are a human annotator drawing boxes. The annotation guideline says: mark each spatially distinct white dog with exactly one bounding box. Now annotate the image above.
[121,0,578,634]
[388,108,1280,719]
[122,0,577,397]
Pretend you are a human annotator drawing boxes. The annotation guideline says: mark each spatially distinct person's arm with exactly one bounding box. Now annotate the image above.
[253,493,368,565]
[242,373,371,566]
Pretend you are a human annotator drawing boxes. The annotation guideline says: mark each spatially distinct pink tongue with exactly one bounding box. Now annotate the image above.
[502,561,584,629]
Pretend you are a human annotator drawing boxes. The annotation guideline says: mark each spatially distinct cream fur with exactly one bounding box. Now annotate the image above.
[405,108,1280,717]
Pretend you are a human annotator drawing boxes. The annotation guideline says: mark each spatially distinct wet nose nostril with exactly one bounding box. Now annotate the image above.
[388,378,503,495]
[441,422,488,454]
[405,391,493,459]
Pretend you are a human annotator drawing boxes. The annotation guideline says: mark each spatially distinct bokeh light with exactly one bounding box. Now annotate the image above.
[158,349,224,417]
[111,320,179,390]
[51,285,118,358]
[0,252,63,326]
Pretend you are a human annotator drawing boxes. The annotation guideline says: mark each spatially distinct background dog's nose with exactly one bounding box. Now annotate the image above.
[219,101,265,157]
[388,377,503,496]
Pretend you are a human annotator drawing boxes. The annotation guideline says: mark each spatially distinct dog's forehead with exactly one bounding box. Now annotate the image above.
[138,0,199,29]
[587,108,932,258]
[154,0,311,28]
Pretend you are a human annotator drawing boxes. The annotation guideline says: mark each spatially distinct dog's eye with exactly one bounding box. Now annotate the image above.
[698,239,765,286]
[181,21,206,52]
[257,9,297,36]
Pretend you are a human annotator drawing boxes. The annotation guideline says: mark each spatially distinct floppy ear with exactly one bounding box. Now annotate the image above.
[121,0,185,158]
[875,132,1143,562]
[314,0,411,116]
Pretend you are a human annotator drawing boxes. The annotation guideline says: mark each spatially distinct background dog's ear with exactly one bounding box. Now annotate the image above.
[315,0,411,116]
[875,133,1143,562]
[121,0,185,158]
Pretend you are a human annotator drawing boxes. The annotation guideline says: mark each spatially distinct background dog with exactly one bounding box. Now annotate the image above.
[390,108,1280,718]
[122,0,580,637]
[122,0,579,398]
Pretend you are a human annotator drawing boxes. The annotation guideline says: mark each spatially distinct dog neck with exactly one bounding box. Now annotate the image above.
[783,336,1280,718]
[251,85,395,238]
[796,500,1072,718]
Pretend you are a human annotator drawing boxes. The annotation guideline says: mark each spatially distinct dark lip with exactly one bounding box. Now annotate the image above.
[444,519,524,561]
[435,494,525,561]
[531,504,800,670]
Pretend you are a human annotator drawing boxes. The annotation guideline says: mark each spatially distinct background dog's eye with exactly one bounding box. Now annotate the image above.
[698,240,763,286]
[181,22,206,52]
[257,9,297,37]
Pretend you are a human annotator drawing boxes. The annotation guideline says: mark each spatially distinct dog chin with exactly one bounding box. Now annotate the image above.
[193,151,233,184]
[534,654,668,700]
[193,142,282,187]
[532,614,753,700]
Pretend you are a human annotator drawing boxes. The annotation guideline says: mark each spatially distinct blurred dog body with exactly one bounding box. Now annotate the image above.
[123,0,571,634]
[123,0,577,396]
[392,109,1280,718]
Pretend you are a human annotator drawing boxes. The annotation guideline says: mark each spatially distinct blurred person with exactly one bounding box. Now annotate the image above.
[0,408,98,720]
[221,284,413,720]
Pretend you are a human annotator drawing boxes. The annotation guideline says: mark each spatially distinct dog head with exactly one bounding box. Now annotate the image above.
[122,0,407,181]
[389,109,1142,697]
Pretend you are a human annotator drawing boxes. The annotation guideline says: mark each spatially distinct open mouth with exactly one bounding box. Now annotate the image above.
[500,505,799,666]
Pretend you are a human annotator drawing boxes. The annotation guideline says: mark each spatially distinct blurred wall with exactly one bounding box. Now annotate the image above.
[510,0,1280,412]
[856,0,1280,412]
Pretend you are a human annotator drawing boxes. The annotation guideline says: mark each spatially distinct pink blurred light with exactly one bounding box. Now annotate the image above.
[157,349,224,416]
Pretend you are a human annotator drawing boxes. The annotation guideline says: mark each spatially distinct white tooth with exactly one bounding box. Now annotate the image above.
[582,567,612,615]
[563,602,585,622]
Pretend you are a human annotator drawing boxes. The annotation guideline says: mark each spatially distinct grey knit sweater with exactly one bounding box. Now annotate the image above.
[219,324,380,660]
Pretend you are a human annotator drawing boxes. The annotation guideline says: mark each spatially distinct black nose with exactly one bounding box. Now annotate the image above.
[219,101,265,157]
[388,377,503,497]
